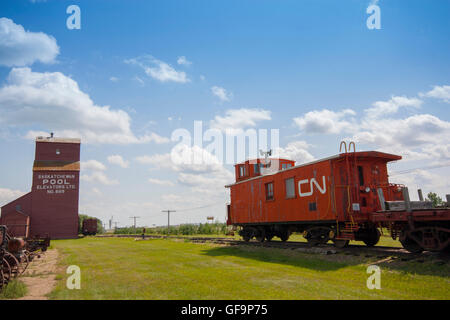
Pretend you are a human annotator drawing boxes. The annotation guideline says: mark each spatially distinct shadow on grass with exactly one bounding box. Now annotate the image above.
[201,245,346,271]
[201,245,450,277]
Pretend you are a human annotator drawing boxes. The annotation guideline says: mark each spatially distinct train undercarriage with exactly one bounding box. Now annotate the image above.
[237,218,450,253]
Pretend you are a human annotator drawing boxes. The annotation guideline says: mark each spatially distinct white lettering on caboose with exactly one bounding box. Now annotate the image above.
[298,176,327,197]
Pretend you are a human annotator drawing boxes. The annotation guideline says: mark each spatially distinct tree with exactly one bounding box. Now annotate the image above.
[78,214,104,234]
[426,192,443,208]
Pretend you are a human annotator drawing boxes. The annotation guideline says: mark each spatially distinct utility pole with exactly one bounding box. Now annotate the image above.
[162,210,176,235]
[129,216,140,234]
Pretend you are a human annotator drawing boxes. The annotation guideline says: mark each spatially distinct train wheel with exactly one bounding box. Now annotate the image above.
[333,239,349,248]
[400,236,423,253]
[255,235,265,242]
[255,228,265,242]
[242,235,251,242]
[363,228,380,247]
[304,227,330,246]
[265,234,274,242]
[279,231,289,242]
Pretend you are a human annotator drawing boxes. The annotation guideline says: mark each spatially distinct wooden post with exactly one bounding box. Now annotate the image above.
[402,187,412,213]
[418,189,424,201]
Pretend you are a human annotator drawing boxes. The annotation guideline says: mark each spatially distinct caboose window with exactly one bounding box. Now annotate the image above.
[239,165,246,177]
[265,182,274,200]
[254,163,264,174]
[281,163,292,170]
[358,166,364,186]
[285,178,295,198]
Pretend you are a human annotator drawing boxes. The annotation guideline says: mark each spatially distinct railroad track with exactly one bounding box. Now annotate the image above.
[95,234,449,264]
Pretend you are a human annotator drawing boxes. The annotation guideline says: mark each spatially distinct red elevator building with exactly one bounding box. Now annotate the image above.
[0,136,81,239]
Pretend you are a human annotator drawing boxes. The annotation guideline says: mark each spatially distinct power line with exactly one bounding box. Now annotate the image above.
[161,210,176,234]
[129,216,140,232]
[390,162,450,176]
[175,202,223,212]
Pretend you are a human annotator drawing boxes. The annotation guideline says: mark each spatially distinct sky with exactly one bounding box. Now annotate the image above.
[0,0,449,228]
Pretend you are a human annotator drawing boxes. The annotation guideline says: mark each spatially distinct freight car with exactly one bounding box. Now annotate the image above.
[81,218,98,236]
[225,143,450,253]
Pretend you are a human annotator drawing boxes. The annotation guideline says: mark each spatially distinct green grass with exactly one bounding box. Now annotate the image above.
[49,237,449,300]
[0,280,28,299]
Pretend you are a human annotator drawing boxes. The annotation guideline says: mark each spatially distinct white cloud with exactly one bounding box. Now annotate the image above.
[275,141,315,165]
[177,56,192,66]
[0,18,59,67]
[136,145,224,174]
[107,155,129,168]
[355,114,450,147]
[0,188,26,206]
[91,187,102,195]
[211,86,232,102]
[148,178,175,186]
[292,87,450,164]
[365,96,422,118]
[81,172,119,186]
[137,145,233,197]
[210,108,271,134]
[81,160,107,171]
[144,132,170,144]
[353,114,450,161]
[109,76,119,82]
[420,85,450,103]
[136,153,174,170]
[293,109,356,134]
[0,68,168,144]
[125,55,189,83]
[392,169,450,201]
[80,159,118,185]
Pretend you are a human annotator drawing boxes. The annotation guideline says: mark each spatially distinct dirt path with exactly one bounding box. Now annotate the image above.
[18,249,59,300]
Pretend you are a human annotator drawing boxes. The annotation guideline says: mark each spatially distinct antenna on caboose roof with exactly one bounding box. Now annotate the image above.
[259,149,272,167]
[259,149,272,157]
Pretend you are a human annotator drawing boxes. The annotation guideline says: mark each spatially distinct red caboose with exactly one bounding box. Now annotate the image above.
[226,146,450,252]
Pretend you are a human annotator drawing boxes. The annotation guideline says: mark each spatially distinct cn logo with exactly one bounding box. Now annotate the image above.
[298,176,327,197]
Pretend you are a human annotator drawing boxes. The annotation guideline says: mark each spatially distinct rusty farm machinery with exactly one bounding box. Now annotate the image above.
[0,225,50,290]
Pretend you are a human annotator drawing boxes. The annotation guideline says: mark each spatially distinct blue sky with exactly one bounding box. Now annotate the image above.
[0,0,449,227]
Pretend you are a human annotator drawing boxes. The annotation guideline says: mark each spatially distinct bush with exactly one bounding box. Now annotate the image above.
[113,222,230,236]
[0,280,28,299]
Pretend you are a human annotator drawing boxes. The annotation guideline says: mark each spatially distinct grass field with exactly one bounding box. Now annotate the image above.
[48,237,450,300]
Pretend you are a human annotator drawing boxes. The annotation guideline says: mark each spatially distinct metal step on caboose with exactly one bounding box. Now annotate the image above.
[337,222,360,240]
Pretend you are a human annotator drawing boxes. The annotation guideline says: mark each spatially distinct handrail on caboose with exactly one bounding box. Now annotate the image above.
[339,141,347,153]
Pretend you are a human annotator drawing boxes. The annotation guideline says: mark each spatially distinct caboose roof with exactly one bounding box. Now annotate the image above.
[234,158,294,166]
[225,151,401,188]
